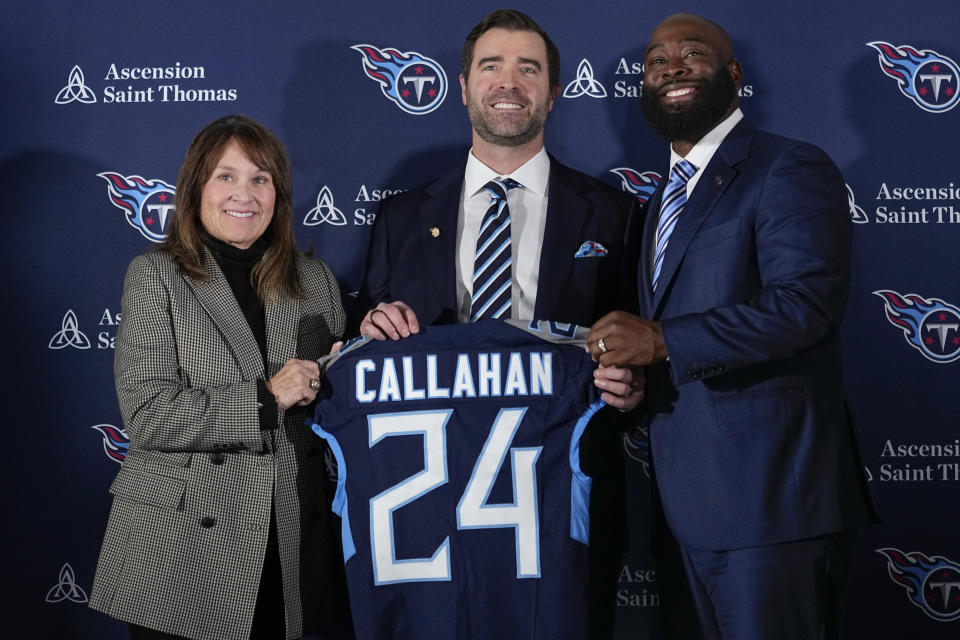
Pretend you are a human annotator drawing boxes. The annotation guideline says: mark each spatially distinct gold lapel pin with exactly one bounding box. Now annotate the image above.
[429,227,440,238]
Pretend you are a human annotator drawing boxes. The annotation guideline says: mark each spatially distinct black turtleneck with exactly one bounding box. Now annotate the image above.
[203,233,278,429]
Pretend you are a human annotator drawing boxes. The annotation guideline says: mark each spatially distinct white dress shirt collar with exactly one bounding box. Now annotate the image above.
[669,108,743,195]
[464,146,550,195]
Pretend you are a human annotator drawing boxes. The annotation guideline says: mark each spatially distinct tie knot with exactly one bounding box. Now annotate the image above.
[484,177,522,202]
[670,159,697,185]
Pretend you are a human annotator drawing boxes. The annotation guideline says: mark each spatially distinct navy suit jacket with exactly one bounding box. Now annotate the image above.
[350,156,640,332]
[638,120,876,551]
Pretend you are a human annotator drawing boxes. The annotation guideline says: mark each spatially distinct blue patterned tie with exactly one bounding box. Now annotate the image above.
[471,177,521,321]
[652,159,697,291]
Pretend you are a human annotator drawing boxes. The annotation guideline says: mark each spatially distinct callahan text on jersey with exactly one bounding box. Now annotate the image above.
[354,351,555,403]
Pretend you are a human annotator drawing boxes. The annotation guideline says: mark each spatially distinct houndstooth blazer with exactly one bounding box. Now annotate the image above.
[89,247,346,640]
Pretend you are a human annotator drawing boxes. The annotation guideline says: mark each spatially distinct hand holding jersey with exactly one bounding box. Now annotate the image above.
[360,300,421,341]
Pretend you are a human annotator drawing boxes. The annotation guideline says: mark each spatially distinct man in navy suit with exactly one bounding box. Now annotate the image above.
[350,9,642,638]
[587,13,877,640]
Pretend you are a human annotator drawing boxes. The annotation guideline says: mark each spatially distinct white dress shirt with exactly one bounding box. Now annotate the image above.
[457,147,551,322]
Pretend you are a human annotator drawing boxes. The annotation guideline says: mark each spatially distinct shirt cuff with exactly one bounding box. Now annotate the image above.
[256,379,279,430]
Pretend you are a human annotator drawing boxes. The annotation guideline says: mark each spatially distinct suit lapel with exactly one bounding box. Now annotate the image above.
[650,122,753,317]
[265,274,298,378]
[639,186,664,318]
[534,159,592,320]
[186,247,264,380]
[417,168,464,312]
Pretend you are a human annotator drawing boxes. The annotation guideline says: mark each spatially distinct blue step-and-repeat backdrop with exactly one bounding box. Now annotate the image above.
[4,0,959,637]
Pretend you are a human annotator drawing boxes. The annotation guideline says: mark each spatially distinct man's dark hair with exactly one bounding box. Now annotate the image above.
[461,9,560,87]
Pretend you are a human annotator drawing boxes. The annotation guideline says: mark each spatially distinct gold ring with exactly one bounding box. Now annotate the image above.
[309,378,321,392]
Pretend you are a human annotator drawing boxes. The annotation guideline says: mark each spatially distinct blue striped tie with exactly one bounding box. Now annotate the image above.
[652,159,697,291]
[471,177,521,321]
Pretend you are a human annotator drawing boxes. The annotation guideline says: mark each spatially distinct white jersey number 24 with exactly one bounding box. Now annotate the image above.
[368,408,541,585]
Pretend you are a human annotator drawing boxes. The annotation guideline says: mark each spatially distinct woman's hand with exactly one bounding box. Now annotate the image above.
[266,358,322,410]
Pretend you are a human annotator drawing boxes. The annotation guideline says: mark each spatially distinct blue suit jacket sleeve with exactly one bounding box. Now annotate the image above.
[660,137,852,384]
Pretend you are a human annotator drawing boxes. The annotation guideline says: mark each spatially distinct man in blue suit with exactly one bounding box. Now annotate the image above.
[350,9,642,638]
[587,13,877,640]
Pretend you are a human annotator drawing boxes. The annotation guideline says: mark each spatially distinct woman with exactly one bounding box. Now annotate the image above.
[89,115,350,639]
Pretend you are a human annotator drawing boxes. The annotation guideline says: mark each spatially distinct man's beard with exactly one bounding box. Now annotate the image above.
[641,66,738,144]
[466,88,550,147]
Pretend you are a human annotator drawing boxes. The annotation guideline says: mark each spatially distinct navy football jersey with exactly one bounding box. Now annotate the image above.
[311,320,603,640]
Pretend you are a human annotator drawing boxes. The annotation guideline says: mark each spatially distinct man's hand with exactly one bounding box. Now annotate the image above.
[360,301,421,341]
[593,365,645,411]
[587,311,668,367]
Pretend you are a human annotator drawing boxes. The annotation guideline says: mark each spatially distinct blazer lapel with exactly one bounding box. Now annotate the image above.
[265,284,298,378]
[650,122,753,316]
[639,185,664,318]
[417,168,464,313]
[186,247,264,380]
[534,159,592,320]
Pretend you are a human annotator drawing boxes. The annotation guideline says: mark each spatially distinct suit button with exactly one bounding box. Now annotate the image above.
[209,452,226,465]
[200,516,216,528]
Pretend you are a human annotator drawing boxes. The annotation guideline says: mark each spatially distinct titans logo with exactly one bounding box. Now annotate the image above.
[351,44,447,115]
[877,548,960,621]
[90,424,130,463]
[623,424,650,478]
[867,42,959,113]
[98,172,175,242]
[874,290,960,363]
[609,168,662,205]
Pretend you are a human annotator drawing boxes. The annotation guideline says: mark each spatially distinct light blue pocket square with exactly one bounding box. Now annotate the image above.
[574,240,608,258]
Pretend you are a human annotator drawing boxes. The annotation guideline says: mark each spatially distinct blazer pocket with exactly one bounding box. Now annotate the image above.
[687,219,743,253]
[571,255,602,272]
[110,467,187,510]
[713,386,805,432]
